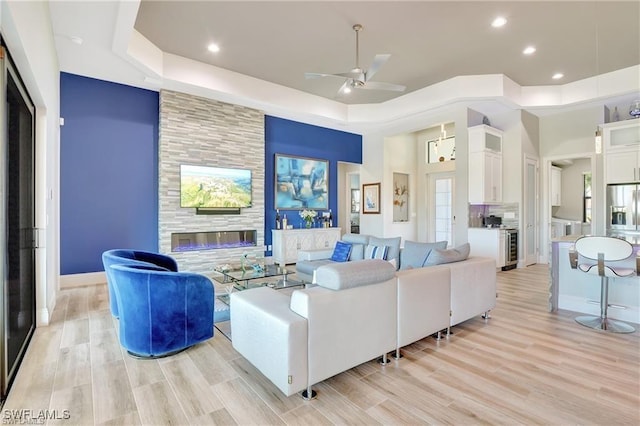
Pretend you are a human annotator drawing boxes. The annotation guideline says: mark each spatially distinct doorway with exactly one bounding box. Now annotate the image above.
[0,44,37,400]
[541,153,595,263]
[429,172,456,246]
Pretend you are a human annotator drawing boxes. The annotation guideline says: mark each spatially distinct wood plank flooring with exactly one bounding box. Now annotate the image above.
[3,264,639,425]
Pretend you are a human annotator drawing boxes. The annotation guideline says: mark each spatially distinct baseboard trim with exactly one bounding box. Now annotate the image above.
[60,271,106,289]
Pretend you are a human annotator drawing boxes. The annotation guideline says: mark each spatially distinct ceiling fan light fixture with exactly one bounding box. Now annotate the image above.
[305,22,405,97]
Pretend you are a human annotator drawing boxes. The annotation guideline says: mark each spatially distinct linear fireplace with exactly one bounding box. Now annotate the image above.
[171,230,257,252]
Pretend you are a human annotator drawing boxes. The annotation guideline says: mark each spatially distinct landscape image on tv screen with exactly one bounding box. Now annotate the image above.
[180,164,252,208]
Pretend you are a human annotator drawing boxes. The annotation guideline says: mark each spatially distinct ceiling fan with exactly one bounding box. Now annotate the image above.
[305,24,406,96]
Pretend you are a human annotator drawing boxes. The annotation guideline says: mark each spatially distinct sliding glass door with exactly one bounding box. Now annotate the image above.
[0,44,36,400]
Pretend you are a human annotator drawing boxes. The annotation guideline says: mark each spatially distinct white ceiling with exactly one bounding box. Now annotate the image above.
[133,0,640,105]
[50,0,640,126]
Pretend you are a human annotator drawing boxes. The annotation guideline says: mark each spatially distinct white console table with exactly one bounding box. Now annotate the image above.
[272,228,341,266]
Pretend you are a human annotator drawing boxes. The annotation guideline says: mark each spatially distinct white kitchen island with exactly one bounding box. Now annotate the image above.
[549,236,640,325]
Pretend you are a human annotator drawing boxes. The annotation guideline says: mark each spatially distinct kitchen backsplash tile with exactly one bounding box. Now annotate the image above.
[469,203,519,229]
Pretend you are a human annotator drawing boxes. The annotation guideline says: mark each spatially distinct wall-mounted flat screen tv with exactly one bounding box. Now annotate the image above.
[180,164,252,208]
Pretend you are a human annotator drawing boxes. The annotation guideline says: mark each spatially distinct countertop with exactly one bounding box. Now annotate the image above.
[468,226,517,231]
[552,233,640,245]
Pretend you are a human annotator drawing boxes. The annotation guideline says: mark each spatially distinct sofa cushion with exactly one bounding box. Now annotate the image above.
[425,243,471,266]
[296,259,334,277]
[368,236,401,267]
[330,241,352,262]
[341,233,371,246]
[365,244,388,259]
[400,240,448,270]
[348,243,365,261]
[315,259,396,290]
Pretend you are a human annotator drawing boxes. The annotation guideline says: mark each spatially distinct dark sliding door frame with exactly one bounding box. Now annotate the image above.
[0,39,37,403]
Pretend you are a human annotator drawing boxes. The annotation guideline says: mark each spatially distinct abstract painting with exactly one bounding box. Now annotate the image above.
[275,154,328,210]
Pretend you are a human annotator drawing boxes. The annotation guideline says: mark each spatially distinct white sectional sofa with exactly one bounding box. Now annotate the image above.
[231,254,496,399]
[448,256,497,327]
[231,259,397,398]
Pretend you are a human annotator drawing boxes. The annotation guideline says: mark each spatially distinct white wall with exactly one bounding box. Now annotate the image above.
[384,133,417,242]
[1,1,61,325]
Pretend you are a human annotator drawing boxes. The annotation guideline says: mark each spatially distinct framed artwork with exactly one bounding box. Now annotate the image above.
[362,183,380,214]
[393,173,409,222]
[275,154,328,210]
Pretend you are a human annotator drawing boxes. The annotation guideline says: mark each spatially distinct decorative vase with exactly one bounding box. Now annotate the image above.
[630,100,640,119]
[305,219,313,228]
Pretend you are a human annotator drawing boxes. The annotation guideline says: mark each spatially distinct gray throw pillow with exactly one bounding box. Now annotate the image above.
[400,240,448,270]
[341,234,370,260]
[368,236,402,268]
[424,243,470,265]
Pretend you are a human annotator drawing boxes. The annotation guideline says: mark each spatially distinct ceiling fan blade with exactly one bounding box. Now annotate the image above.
[358,81,406,92]
[305,72,336,79]
[336,80,350,97]
[333,71,364,80]
[365,54,391,81]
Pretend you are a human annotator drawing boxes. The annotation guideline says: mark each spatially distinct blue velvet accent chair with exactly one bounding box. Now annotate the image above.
[109,263,214,358]
[102,249,179,318]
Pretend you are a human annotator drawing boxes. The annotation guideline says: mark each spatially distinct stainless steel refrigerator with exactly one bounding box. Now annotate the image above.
[607,183,640,232]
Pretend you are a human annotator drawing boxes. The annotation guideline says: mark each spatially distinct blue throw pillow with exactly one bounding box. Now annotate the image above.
[331,241,353,262]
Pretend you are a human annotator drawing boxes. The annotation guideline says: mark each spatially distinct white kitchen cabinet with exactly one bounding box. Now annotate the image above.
[604,120,640,150]
[551,166,562,206]
[604,120,640,184]
[468,125,503,204]
[606,149,640,183]
[468,228,505,268]
[272,228,341,266]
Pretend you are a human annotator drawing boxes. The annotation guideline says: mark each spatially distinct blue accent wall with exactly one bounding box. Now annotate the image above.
[60,73,159,274]
[264,116,362,254]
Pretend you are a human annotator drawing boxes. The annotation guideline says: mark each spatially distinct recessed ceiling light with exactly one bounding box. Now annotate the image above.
[523,46,536,55]
[552,73,564,80]
[70,36,83,45]
[491,17,507,28]
[207,43,220,53]
[343,86,352,94]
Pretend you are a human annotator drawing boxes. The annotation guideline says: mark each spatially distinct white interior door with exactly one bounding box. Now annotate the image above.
[524,155,539,265]
[429,173,456,246]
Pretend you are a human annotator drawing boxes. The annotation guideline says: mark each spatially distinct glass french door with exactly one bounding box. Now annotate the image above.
[0,44,36,400]
[430,173,456,246]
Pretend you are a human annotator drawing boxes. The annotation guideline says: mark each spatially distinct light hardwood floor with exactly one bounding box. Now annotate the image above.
[3,264,639,425]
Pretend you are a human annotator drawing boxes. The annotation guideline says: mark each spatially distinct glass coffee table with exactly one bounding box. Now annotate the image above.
[218,264,305,291]
[212,264,307,339]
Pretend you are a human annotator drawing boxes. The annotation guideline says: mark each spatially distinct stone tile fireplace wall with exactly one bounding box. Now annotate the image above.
[159,90,265,273]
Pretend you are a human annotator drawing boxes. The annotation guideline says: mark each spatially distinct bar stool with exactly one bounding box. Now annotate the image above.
[573,236,636,333]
